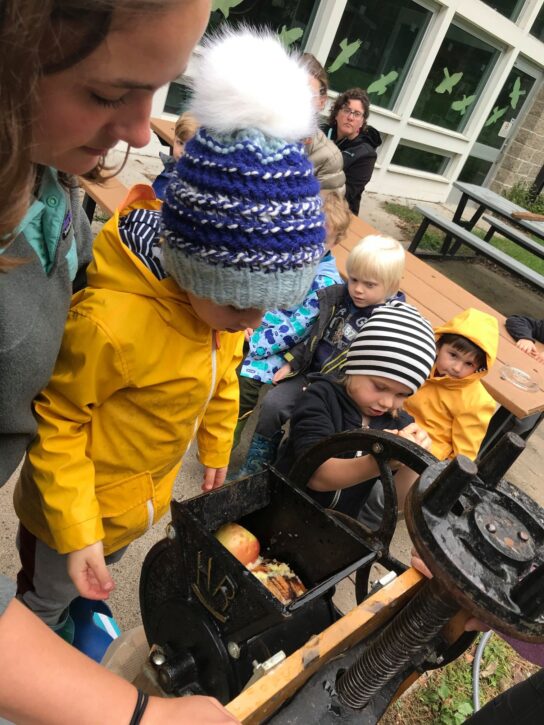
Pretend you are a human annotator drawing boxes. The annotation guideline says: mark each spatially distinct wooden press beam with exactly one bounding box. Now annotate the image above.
[226,568,426,724]
[511,211,544,221]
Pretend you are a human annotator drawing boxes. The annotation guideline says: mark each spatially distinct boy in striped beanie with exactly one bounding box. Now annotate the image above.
[276,301,436,519]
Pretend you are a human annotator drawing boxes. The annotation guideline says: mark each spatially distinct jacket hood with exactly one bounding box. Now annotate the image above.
[85,191,194,331]
[432,308,498,387]
[361,125,382,149]
[307,373,361,417]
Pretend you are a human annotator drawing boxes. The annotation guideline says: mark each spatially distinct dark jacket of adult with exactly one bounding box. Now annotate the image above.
[275,374,413,515]
[325,124,382,214]
[505,315,544,343]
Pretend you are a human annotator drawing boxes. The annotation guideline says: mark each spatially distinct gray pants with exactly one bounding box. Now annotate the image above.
[17,526,126,628]
[255,375,307,439]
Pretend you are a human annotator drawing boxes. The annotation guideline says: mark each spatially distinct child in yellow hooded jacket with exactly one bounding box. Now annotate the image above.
[405,308,499,461]
[13,30,327,639]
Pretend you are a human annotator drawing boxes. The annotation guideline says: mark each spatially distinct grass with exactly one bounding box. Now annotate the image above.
[381,634,539,725]
[384,201,544,276]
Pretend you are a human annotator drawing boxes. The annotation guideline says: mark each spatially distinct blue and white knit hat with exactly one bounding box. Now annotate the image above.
[345,301,436,393]
[161,29,326,310]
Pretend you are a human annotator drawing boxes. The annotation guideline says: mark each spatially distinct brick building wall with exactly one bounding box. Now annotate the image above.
[490,84,544,195]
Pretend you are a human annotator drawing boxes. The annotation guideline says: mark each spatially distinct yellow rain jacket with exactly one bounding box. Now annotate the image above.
[14,188,243,556]
[405,308,498,461]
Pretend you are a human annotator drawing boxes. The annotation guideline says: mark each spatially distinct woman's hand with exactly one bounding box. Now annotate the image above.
[145,694,240,723]
[67,541,114,600]
[244,328,254,342]
[272,363,292,384]
[202,466,228,492]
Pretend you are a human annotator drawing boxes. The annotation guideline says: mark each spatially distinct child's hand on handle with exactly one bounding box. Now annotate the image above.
[272,363,291,384]
[67,541,114,600]
[202,466,228,492]
[398,422,432,451]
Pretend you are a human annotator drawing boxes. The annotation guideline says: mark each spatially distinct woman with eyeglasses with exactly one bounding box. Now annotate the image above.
[326,88,382,215]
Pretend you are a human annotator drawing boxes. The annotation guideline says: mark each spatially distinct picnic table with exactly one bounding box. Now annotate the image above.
[337,214,544,452]
[451,181,544,242]
[150,116,176,152]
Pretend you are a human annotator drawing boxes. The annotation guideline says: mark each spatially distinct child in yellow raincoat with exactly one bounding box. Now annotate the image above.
[13,29,326,640]
[405,308,499,461]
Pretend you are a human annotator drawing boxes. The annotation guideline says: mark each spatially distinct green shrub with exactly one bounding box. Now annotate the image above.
[502,181,544,215]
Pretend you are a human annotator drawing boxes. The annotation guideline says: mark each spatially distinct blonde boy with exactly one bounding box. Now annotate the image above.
[236,234,406,476]
[173,111,199,161]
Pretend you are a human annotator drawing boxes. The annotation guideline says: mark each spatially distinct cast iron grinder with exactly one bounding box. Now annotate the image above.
[140,429,544,722]
[139,468,376,702]
[269,430,544,722]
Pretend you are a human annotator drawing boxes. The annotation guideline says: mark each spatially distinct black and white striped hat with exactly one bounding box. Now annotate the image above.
[345,301,436,393]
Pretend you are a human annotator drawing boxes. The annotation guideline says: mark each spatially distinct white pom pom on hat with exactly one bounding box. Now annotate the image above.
[189,27,316,141]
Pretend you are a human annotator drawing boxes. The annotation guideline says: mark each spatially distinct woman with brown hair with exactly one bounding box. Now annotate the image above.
[326,87,382,214]
[0,1,237,722]
[300,53,346,195]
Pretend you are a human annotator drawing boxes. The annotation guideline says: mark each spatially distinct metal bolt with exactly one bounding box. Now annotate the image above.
[227,641,241,659]
[486,522,497,534]
[518,531,529,542]
[151,649,166,667]
[166,523,176,540]
[372,442,384,454]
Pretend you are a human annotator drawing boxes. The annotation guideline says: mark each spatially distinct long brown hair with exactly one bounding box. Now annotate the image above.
[0,0,181,267]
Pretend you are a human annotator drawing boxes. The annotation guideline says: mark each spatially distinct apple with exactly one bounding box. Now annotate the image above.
[215,522,260,566]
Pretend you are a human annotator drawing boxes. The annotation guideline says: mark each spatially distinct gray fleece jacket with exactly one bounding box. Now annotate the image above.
[0,167,92,485]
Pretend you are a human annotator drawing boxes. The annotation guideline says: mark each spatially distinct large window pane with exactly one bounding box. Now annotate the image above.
[412,25,499,132]
[480,1,524,21]
[205,0,319,49]
[163,83,192,116]
[391,142,450,174]
[476,68,535,149]
[530,6,544,42]
[458,156,493,185]
[324,0,431,110]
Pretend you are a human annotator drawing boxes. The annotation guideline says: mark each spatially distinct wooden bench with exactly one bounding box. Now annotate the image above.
[150,117,176,152]
[78,175,129,222]
[482,214,544,261]
[408,205,544,293]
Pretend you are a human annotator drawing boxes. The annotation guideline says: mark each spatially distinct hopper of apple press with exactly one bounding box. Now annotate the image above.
[140,467,375,702]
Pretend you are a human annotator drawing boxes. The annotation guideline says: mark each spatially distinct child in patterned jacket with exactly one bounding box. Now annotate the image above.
[233,191,350,447]
[231,233,406,477]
